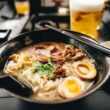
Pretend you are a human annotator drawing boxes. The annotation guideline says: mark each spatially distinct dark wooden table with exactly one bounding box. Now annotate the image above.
[0,88,110,110]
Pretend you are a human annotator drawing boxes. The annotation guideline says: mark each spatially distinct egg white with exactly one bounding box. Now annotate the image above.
[73,62,97,79]
[58,76,85,99]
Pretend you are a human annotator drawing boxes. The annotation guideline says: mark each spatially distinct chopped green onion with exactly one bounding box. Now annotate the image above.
[32,58,58,80]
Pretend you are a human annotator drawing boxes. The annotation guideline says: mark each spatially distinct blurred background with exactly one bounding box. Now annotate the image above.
[0,0,110,43]
[0,0,70,42]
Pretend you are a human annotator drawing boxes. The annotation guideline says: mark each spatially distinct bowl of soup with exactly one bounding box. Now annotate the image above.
[0,29,109,104]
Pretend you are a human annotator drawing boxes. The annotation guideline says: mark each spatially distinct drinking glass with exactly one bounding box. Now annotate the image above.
[14,0,30,15]
[69,0,105,40]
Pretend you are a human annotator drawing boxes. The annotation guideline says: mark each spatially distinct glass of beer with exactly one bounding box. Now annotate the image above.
[69,0,105,40]
[14,0,30,15]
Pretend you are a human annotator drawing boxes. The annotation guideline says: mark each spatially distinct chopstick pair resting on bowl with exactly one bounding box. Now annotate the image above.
[45,24,110,57]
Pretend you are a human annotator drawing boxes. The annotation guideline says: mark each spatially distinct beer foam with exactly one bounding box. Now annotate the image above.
[70,0,105,12]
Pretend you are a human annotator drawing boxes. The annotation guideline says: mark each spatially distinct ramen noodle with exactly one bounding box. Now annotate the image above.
[4,42,97,101]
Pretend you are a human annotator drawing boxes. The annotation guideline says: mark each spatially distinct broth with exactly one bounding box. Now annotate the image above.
[4,42,96,101]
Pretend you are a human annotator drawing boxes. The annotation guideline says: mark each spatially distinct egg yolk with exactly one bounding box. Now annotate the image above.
[64,79,81,95]
[77,64,90,75]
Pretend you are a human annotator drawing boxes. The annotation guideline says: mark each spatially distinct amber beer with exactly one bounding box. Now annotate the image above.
[15,0,30,15]
[70,0,105,40]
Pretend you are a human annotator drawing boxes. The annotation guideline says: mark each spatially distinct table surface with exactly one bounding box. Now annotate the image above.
[0,87,110,110]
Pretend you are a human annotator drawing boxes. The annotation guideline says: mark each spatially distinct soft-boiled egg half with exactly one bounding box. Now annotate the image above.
[58,77,84,99]
[73,62,97,80]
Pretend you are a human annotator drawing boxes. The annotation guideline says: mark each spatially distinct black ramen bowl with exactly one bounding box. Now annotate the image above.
[0,29,109,104]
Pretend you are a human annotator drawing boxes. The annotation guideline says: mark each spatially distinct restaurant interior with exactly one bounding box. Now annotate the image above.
[0,0,110,110]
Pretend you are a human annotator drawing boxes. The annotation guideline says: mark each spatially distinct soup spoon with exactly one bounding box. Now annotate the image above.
[0,74,33,97]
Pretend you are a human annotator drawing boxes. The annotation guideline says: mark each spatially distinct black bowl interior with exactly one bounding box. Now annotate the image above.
[0,29,109,104]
